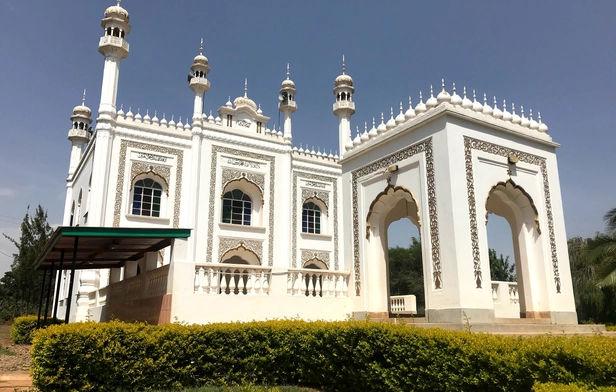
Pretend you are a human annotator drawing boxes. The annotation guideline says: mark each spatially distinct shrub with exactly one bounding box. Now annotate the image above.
[10,315,63,344]
[534,383,616,391]
[31,320,616,392]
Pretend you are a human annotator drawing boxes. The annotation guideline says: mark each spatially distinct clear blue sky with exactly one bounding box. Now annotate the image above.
[0,1,614,276]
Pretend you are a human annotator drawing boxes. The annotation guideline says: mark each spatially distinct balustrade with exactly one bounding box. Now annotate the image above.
[287,269,349,298]
[491,281,519,304]
[390,295,417,314]
[194,263,271,296]
[107,265,169,304]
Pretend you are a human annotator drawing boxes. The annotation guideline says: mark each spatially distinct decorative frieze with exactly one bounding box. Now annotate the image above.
[218,238,263,264]
[226,158,261,169]
[130,162,171,194]
[114,140,183,228]
[221,168,265,197]
[301,188,330,214]
[352,138,440,295]
[301,250,330,269]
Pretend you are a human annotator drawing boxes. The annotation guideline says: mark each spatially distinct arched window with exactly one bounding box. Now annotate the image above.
[302,202,321,234]
[222,189,251,225]
[132,178,163,217]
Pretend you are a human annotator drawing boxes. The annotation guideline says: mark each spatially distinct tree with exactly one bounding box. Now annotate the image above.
[388,237,424,314]
[0,205,54,320]
[592,208,616,287]
[489,249,516,282]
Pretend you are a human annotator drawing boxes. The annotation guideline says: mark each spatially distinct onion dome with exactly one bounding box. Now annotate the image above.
[368,117,378,137]
[135,109,142,122]
[520,106,530,128]
[377,112,387,133]
[472,90,483,112]
[345,136,355,151]
[538,112,548,133]
[225,96,233,107]
[168,115,175,128]
[501,100,512,122]
[257,104,263,115]
[328,150,334,159]
[152,111,159,125]
[293,146,298,152]
[450,83,463,106]
[415,92,427,114]
[426,85,438,109]
[298,144,304,153]
[104,1,130,23]
[436,79,451,104]
[395,102,406,124]
[282,64,295,89]
[184,122,191,131]
[482,93,493,115]
[234,79,257,111]
[335,56,353,87]
[116,104,125,119]
[73,99,92,119]
[353,127,361,146]
[386,107,396,130]
[404,97,416,119]
[208,110,215,123]
[161,114,168,127]
[529,109,539,130]
[126,106,134,120]
[511,103,521,125]
[361,123,370,142]
[492,97,502,119]
[215,116,222,125]
[277,130,283,137]
[461,87,473,109]
[176,117,183,129]
[192,40,209,69]
[143,110,151,124]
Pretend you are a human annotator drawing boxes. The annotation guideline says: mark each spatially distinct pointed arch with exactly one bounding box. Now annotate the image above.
[220,245,261,266]
[485,179,541,234]
[366,183,421,239]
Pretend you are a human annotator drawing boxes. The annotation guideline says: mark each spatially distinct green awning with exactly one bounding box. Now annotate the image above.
[34,226,191,270]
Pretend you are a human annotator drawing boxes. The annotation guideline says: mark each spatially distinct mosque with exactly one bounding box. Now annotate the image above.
[52,1,580,327]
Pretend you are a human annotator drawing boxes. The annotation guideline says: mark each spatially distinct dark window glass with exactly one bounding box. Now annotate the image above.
[302,202,321,234]
[132,179,163,218]
[222,189,252,225]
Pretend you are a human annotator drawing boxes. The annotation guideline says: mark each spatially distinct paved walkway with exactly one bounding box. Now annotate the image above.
[0,372,32,391]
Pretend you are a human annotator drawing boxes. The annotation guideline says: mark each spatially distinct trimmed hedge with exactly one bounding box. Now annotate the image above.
[31,320,616,392]
[534,383,616,391]
[10,315,63,344]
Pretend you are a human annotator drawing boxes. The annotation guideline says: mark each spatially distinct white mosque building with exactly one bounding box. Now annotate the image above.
[53,1,580,327]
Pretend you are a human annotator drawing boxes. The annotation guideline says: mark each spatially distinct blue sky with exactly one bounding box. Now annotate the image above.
[0,1,614,276]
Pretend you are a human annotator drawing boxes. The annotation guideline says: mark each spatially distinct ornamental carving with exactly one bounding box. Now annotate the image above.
[301,250,330,269]
[218,238,263,264]
[365,183,421,240]
[130,162,171,195]
[464,136,560,292]
[292,172,339,270]
[301,189,330,214]
[352,138,440,295]
[207,146,275,266]
[114,141,184,228]
[221,168,265,200]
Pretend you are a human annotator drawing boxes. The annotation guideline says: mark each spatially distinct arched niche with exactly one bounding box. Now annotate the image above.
[220,245,261,266]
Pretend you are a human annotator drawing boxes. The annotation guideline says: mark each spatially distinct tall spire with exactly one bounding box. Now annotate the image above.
[342,55,346,75]
[244,78,248,97]
[81,89,87,106]
[199,38,203,55]
[286,63,290,80]
[117,0,121,5]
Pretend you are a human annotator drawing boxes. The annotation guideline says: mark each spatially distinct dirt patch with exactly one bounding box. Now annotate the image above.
[0,325,31,373]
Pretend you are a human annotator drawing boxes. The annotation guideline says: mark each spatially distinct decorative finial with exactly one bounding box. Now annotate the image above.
[244,78,248,97]
[463,86,467,98]
[473,89,477,101]
[81,89,86,106]
[342,55,346,75]
[441,78,445,91]
[365,121,368,132]
[483,93,487,105]
[453,83,457,94]
[199,38,203,55]
[286,63,290,80]
[117,0,121,6]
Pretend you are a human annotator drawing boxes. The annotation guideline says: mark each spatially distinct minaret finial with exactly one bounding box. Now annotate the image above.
[286,63,290,80]
[199,38,203,55]
[244,78,248,98]
[82,89,86,106]
[441,78,445,91]
[117,0,121,6]
[342,55,346,75]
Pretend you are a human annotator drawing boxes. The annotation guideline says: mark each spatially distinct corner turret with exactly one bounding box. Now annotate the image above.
[67,90,92,176]
[333,56,355,156]
[278,64,297,140]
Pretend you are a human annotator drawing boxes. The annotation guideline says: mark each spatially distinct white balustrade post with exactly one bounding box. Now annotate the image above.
[194,268,200,293]
[262,271,270,295]
[316,274,322,297]
[198,267,205,294]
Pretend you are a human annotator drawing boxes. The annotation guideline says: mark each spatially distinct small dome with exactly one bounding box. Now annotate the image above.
[335,73,353,87]
[377,113,387,133]
[492,97,503,119]
[405,97,416,120]
[461,87,473,109]
[282,79,295,89]
[233,96,257,111]
[436,80,451,104]
[368,118,378,137]
[511,104,521,125]
[104,2,129,23]
[73,104,91,118]
[193,54,209,67]
[501,100,513,122]
[472,90,483,112]
[415,92,427,114]
[520,106,530,127]
[482,94,493,115]
[395,103,406,124]
[425,86,438,109]
[538,112,548,133]
[386,108,397,130]
[450,84,463,106]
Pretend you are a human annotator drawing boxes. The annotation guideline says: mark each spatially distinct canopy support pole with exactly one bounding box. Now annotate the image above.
[43,258,56,325]
[52,249,65,320]
[65,237,79,324]
[36,269,48,329]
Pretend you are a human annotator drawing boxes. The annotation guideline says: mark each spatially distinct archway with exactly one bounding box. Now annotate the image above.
[220,246,260,295]
[485,179,546,319]
[366,183,424,317]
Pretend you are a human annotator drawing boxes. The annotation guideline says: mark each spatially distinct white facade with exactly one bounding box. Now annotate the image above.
[56,2,576,325]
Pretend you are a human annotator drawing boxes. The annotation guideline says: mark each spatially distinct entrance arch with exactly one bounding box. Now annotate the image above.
[365,183,425,317]
[485,179,547,318]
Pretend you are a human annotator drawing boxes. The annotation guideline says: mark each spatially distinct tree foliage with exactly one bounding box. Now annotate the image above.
[0,205,54,321]
[489,249,516,282]
[388,237,424,313]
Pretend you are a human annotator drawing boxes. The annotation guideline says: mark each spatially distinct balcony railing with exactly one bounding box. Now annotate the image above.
[287,269,350,298]
[194,263,272,295]
[491,281,519,304]
[390,295,417,314]
[107,265,169,304]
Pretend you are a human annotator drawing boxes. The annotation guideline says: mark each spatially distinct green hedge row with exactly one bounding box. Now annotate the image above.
[534,383,616,392]
[10,315,63,344]
[31,320,616,392]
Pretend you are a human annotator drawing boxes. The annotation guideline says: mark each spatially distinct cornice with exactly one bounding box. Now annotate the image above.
[114,124,192,148]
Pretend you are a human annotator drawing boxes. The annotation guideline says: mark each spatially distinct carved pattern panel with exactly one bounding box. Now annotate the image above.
[463,136,560,292]
[114,141,183,228]
[221,168,265,195]
[292,172,339,270]
[218,238,263,264]
[300,250,330,269]
[351,138,439,295]
[130,162,171,194]
[206,146,275,266]
[301,188,330,214]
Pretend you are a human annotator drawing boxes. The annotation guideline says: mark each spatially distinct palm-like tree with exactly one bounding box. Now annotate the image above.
[592,208,616,287]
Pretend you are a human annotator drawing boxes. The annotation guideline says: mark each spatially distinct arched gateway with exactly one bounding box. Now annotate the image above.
[341,114,577,325]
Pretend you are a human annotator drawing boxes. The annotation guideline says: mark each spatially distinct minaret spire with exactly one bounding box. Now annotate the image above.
[81,89,86,106]
[286,63,290,79]
[244,78,248,97]
[279,64,297,141]
[342,55,346,75]
[199,38,203,55]
[333,55,355,155]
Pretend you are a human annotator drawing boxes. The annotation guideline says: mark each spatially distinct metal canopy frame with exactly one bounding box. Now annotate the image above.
[33,226,191,325]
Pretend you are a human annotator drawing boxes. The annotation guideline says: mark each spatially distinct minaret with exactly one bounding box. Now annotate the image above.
[67,90,92,177]
[188,38,211,123]
[97,0,131,119]
[278,63,297,140]
[333,56,355,156]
